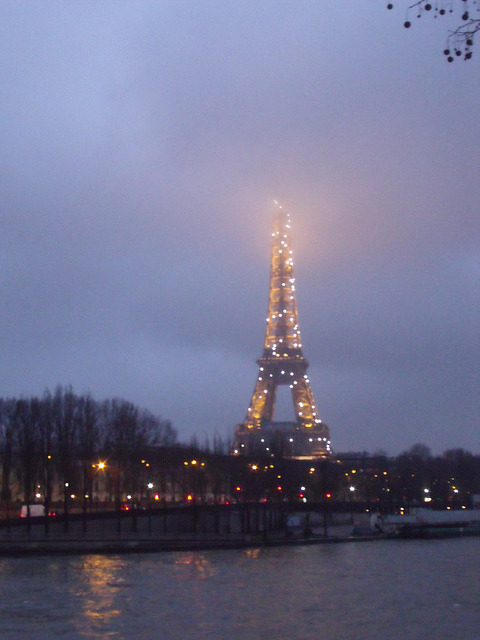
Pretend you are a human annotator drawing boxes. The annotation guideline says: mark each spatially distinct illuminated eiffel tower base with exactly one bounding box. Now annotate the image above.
[233,204,331,460]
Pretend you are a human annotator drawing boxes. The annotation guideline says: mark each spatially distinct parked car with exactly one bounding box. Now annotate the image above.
[20,504,46,518]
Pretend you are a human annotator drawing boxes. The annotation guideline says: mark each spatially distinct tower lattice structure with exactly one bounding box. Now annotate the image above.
[233,204,331,459]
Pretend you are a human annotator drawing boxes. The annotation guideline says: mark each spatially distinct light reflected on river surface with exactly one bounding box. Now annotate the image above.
[74,555,123,635]
[173,552,216,579]
[0,538,479,639]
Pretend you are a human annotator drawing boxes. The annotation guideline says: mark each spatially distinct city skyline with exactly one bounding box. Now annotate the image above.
[1,2,478,455]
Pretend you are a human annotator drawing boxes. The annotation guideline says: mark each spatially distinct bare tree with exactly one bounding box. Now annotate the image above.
[52,386,78,522]
[103,399,145,507]
[0,399,15,507]
[14,398,41,515]
[138,410,177,447]
[388,1,480,60]
[38,391,56,518]
[77,393,99,524]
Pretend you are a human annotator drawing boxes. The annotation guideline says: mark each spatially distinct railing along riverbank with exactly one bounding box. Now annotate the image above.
[0,501,381,555]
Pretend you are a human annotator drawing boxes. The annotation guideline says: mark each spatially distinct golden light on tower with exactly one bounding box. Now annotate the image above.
[232,202,331,460]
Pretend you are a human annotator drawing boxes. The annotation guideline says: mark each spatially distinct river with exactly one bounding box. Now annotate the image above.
[0,537,479,639]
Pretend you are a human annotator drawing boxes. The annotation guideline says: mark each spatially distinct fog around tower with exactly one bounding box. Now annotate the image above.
[1,2,479,454]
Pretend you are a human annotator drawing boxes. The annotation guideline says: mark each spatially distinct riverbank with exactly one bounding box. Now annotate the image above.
[0,502,371,556]
[3,503,478,556]
[0,529,379,556]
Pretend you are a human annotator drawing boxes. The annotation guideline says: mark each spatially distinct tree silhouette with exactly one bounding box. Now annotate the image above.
[388,1,480,60]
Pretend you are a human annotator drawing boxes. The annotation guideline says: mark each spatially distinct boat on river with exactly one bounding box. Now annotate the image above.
[370,508,480,538]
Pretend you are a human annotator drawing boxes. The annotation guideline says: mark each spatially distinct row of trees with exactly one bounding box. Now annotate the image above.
[336,444,480,508]
[1,387,478,513]
[0,387,177,514]
[221,445,480,508]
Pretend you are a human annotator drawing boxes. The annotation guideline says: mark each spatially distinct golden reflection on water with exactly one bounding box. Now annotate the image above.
[174,552,216,579]
[74,555,124,636]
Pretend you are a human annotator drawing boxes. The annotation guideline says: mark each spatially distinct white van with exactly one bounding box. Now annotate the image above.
[20,504,45,518]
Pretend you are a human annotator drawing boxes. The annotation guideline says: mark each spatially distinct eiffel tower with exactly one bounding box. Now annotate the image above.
[233,203,331,459]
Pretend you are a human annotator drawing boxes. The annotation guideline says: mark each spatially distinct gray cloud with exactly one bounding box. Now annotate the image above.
[1,1,478,454]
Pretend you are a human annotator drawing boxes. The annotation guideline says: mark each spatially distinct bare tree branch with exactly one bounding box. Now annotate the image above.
[388,1,480,60]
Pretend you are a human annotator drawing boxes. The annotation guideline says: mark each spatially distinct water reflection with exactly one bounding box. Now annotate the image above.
[1,539,479,640]
[174,552,216,579]
[73,555,125,637]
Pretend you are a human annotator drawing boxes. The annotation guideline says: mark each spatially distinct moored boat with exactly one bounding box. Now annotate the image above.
[370,508,480,538]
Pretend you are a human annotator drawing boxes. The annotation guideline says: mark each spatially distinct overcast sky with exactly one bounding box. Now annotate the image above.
[1,1,478,455]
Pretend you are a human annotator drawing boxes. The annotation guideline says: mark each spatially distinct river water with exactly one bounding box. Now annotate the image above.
[0,537,479,640]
